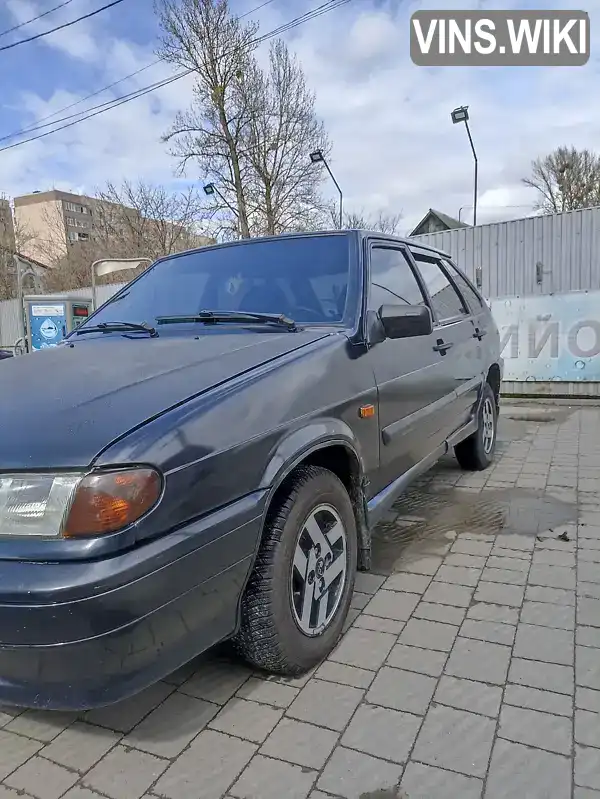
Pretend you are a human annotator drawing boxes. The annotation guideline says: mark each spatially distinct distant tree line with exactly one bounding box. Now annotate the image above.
[523,146,600,213]
[1,0,406,298]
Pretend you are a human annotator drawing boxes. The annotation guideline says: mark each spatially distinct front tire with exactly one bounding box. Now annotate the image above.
[235,465,357,676]
[455,382,498,471]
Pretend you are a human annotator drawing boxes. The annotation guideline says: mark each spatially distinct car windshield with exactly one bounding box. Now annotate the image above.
[87,234,354,329]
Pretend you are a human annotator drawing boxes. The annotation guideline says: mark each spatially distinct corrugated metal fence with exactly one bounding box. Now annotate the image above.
[410,206,600,299]
[411,207,600,397]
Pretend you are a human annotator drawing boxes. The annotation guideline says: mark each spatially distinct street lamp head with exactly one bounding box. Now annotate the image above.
[203,183,216,196]
[451,106,469,124]
[309,149,324,164]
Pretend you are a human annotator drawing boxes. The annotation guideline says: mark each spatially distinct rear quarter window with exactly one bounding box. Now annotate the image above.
[443,260,484,313]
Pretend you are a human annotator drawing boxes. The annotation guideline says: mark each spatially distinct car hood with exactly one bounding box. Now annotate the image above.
[0,330,332,469]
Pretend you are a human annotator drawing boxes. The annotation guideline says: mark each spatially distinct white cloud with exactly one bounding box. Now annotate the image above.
[6,0,102,61]
[346,10,398,64]
[2,0,600,234]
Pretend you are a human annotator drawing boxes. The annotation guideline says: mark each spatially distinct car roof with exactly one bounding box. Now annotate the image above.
[153,229,451,264]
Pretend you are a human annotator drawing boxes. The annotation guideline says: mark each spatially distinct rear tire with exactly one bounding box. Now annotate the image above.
[235,465,357,676]
[455,382,497,471]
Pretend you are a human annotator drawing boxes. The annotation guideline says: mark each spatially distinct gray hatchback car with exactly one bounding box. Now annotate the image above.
[0,231,501,709]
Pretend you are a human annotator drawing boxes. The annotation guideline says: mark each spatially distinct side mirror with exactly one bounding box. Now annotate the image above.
[378,304,433,339]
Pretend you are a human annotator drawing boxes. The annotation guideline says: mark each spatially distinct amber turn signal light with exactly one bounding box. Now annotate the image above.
[359,404,375,418]
[62,468,161,537]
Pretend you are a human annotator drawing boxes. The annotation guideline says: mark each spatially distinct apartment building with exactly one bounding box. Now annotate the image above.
[13,190,94,263]
[13,189,214,265]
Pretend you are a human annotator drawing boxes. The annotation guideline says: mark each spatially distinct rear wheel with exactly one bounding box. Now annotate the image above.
[455,382,497,470]
[235,465,357,675]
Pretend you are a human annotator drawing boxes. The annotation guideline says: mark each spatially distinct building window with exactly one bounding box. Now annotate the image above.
[65,202,91,214]
[66,218,90,229]
[68,230,78,242]
[78,232,90,241]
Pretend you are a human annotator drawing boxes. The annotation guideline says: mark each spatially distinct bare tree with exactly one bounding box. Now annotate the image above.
[0,200,37,300]
[44,180,212,292]
[94,180,209,257]
[157,0,257,238]
[45,240,147,294]
[241,40,331,235]
[0,255,16,301]
[43,241,97,293]
[522,146,600,213]
[330,206,403,234]
[0,199,16,300]
[156,1,333,238]
[28,202,67,266]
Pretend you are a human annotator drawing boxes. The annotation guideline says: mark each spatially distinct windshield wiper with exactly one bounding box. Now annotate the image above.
[75,321,158,337]
[156,311,297,332]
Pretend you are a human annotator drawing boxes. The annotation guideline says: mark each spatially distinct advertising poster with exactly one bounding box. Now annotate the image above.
[490,290,600,382]
[29,303,67,352]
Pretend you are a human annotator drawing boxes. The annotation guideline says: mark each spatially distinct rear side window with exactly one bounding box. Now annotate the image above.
[368,246,426,311]
[443,260,484,312]
[411,253,468,323]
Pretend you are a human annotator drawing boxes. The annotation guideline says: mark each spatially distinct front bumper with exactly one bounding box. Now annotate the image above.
[0,491,266,710]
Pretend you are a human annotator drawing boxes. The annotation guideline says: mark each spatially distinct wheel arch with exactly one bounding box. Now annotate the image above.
[259,423,371,569]
[486,362,501,409]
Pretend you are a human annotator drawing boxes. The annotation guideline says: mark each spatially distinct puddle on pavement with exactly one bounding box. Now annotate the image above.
[497,417,535,441]
[371,470,576,575]
[501,405,577,425]
[370,410,578,574]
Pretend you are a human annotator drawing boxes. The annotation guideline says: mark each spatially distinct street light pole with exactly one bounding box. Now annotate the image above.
[451,106,478,227]
[203,182,229,206]
[203,183,241,238]
[309,150,343,228]
[464,120,478,227]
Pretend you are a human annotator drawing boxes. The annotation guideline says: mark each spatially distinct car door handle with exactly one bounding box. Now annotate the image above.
[473,327,487,340]
[432,339,453,354]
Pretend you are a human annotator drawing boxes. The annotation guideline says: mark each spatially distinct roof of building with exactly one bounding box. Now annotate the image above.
[409,208,470,236]
[14,252,51,270]
[13,189,92,207]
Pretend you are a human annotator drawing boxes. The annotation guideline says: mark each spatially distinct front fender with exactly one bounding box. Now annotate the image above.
[258,419,373,571]
[259,418,366,490]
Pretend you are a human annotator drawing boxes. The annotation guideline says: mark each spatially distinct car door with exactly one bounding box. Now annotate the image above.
[408,248,482,437]
[365,241,451,496]
[441,258,488,416]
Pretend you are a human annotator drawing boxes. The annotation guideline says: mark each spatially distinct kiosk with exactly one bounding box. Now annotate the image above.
[24,295,93,352]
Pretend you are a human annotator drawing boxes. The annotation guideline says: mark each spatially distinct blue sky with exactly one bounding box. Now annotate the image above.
[1,0,600,233]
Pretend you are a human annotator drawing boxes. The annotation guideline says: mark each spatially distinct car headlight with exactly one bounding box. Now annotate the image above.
[0,468,162,539]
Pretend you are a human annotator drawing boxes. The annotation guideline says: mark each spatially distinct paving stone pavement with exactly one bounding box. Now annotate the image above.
[2,403,600,798]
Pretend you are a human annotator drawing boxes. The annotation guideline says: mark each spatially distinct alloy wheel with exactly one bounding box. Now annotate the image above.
[290,503,347,637]
[482,396,495,454]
